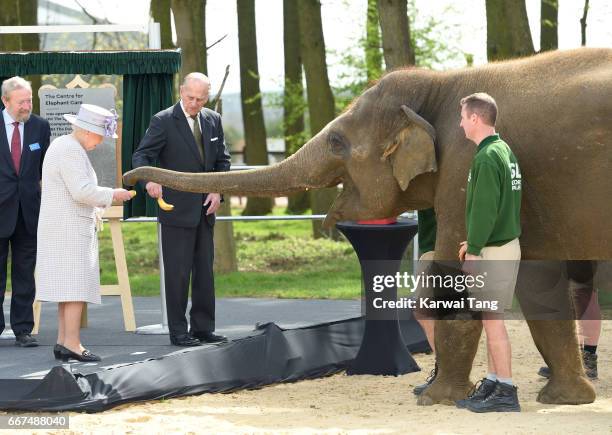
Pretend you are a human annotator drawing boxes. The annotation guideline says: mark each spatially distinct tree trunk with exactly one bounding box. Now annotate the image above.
[486,0,535,61]
[540,0,558,51]
[172,0,207,79]
[366,0,383,81]
[283,0,309,214]
[377,0,414,69]
[238,0,273,216]
[210,94,237,273]
[580,0,590,46]
[213,198,237,273]
[151,0,174,49]
[0,0,22,52]
[18,0,41,115]
[297,0,339,239]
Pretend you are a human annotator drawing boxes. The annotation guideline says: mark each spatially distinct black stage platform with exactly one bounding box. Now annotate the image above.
[0,297,362,379]
[0,297,429,412]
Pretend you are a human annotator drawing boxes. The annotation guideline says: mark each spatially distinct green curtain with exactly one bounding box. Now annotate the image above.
[0,76,6,110]
[0,51,181,218]
[122,73,175,218]
[0,50,181,76]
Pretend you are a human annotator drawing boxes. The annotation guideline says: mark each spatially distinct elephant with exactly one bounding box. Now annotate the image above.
[125,48,611,406]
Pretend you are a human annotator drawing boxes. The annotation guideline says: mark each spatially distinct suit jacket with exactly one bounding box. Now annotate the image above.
[132,103,231,228]
[0,111,51,237]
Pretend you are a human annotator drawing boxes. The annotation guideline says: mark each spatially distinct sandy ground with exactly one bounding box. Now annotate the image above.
[2,320,611,435]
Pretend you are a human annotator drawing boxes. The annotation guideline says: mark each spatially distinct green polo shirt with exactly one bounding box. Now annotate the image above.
[417,208,437,256]
[465,134,522,256]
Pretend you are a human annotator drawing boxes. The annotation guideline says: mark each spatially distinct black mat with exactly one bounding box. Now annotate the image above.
[0,316,429,412]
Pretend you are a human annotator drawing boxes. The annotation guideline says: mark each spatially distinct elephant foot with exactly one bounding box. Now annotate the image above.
[537,375,595,405]
[417,378,472,406]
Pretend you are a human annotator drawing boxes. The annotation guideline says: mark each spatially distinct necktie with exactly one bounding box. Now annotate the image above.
[10,121,21,174]
[191,115,204,163]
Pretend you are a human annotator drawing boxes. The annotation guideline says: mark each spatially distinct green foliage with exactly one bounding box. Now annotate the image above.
[330,0,467,112]
[94,208,363,299]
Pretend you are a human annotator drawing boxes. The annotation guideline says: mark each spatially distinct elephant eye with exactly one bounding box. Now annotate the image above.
[328,132,347,156]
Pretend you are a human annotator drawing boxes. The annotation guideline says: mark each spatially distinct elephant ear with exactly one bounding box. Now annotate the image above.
[383,105,437,191]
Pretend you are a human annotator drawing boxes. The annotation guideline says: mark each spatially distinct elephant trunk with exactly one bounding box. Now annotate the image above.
[123,136,342,196]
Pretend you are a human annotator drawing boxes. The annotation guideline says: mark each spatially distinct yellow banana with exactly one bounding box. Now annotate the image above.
[157,197,174,211]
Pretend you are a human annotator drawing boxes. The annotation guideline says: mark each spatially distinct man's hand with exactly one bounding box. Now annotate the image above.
[204,193,221,215]
[458,241,468,261]
[459,241,482,275]
[146,181,162,199]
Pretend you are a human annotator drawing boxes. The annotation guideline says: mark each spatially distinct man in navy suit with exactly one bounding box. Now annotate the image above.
[132,73,231,346]
[0,76,50,347]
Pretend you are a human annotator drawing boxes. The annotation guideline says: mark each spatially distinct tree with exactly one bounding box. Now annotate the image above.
[237,0,273,216]
[283,0,309,214]
[18,0,41,114]
[486,0,535,61]
[297,0,339,239]
[540,0,558,51]
[211,74,238,274]
[365,0,383,81]
[150,0,174,49]
[172,0,207,79]
[0,0,21,52]
[580,0,590,46]
[377,0,415,69]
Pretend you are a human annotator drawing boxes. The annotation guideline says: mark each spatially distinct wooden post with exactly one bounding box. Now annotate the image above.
[99,206,136,331]
[32,206,136,333]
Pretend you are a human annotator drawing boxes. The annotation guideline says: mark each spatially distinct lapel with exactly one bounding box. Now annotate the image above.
[172,103,204,167]
[199,110,211,169]
[0,110,16,175]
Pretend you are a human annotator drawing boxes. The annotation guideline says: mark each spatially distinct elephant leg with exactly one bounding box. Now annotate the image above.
[417,319,482,406]
[526,319,595,404]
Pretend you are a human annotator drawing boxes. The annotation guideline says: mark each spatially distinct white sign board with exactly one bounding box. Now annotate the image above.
[39,88,117,188]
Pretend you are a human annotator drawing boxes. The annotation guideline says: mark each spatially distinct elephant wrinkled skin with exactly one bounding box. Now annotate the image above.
[125,48,611,406]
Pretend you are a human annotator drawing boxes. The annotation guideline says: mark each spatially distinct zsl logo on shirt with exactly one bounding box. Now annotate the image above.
[509,163,522,191]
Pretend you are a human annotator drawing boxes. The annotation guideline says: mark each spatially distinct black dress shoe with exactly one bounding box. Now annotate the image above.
[60,347,101,362]
[191,331,228,344]
[53,344,69,359]
[15,333,38,348]
[170,333,201,347]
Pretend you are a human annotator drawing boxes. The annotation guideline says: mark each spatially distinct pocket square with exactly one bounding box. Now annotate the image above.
[210,137,219,142]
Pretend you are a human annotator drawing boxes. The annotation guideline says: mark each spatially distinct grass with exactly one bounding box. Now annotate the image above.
[96,207,363,299]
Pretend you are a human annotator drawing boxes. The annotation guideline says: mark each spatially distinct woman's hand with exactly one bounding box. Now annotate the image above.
[113,188,134,202]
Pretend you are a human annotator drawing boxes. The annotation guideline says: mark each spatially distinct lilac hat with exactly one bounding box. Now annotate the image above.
[63,104,118,138]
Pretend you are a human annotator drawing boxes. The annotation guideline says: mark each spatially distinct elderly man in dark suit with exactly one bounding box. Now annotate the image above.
[132,72,231,346]
[0,76,50,347]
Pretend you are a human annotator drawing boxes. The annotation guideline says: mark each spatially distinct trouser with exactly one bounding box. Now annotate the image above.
[161,216,215,337]
[0,208,36,335]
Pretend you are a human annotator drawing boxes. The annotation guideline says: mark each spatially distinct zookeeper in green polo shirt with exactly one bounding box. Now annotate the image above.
[456,93,522,413]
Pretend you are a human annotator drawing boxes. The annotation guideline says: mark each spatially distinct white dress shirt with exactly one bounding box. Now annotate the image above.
[3,109,24,152]
[180,100,202,134]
